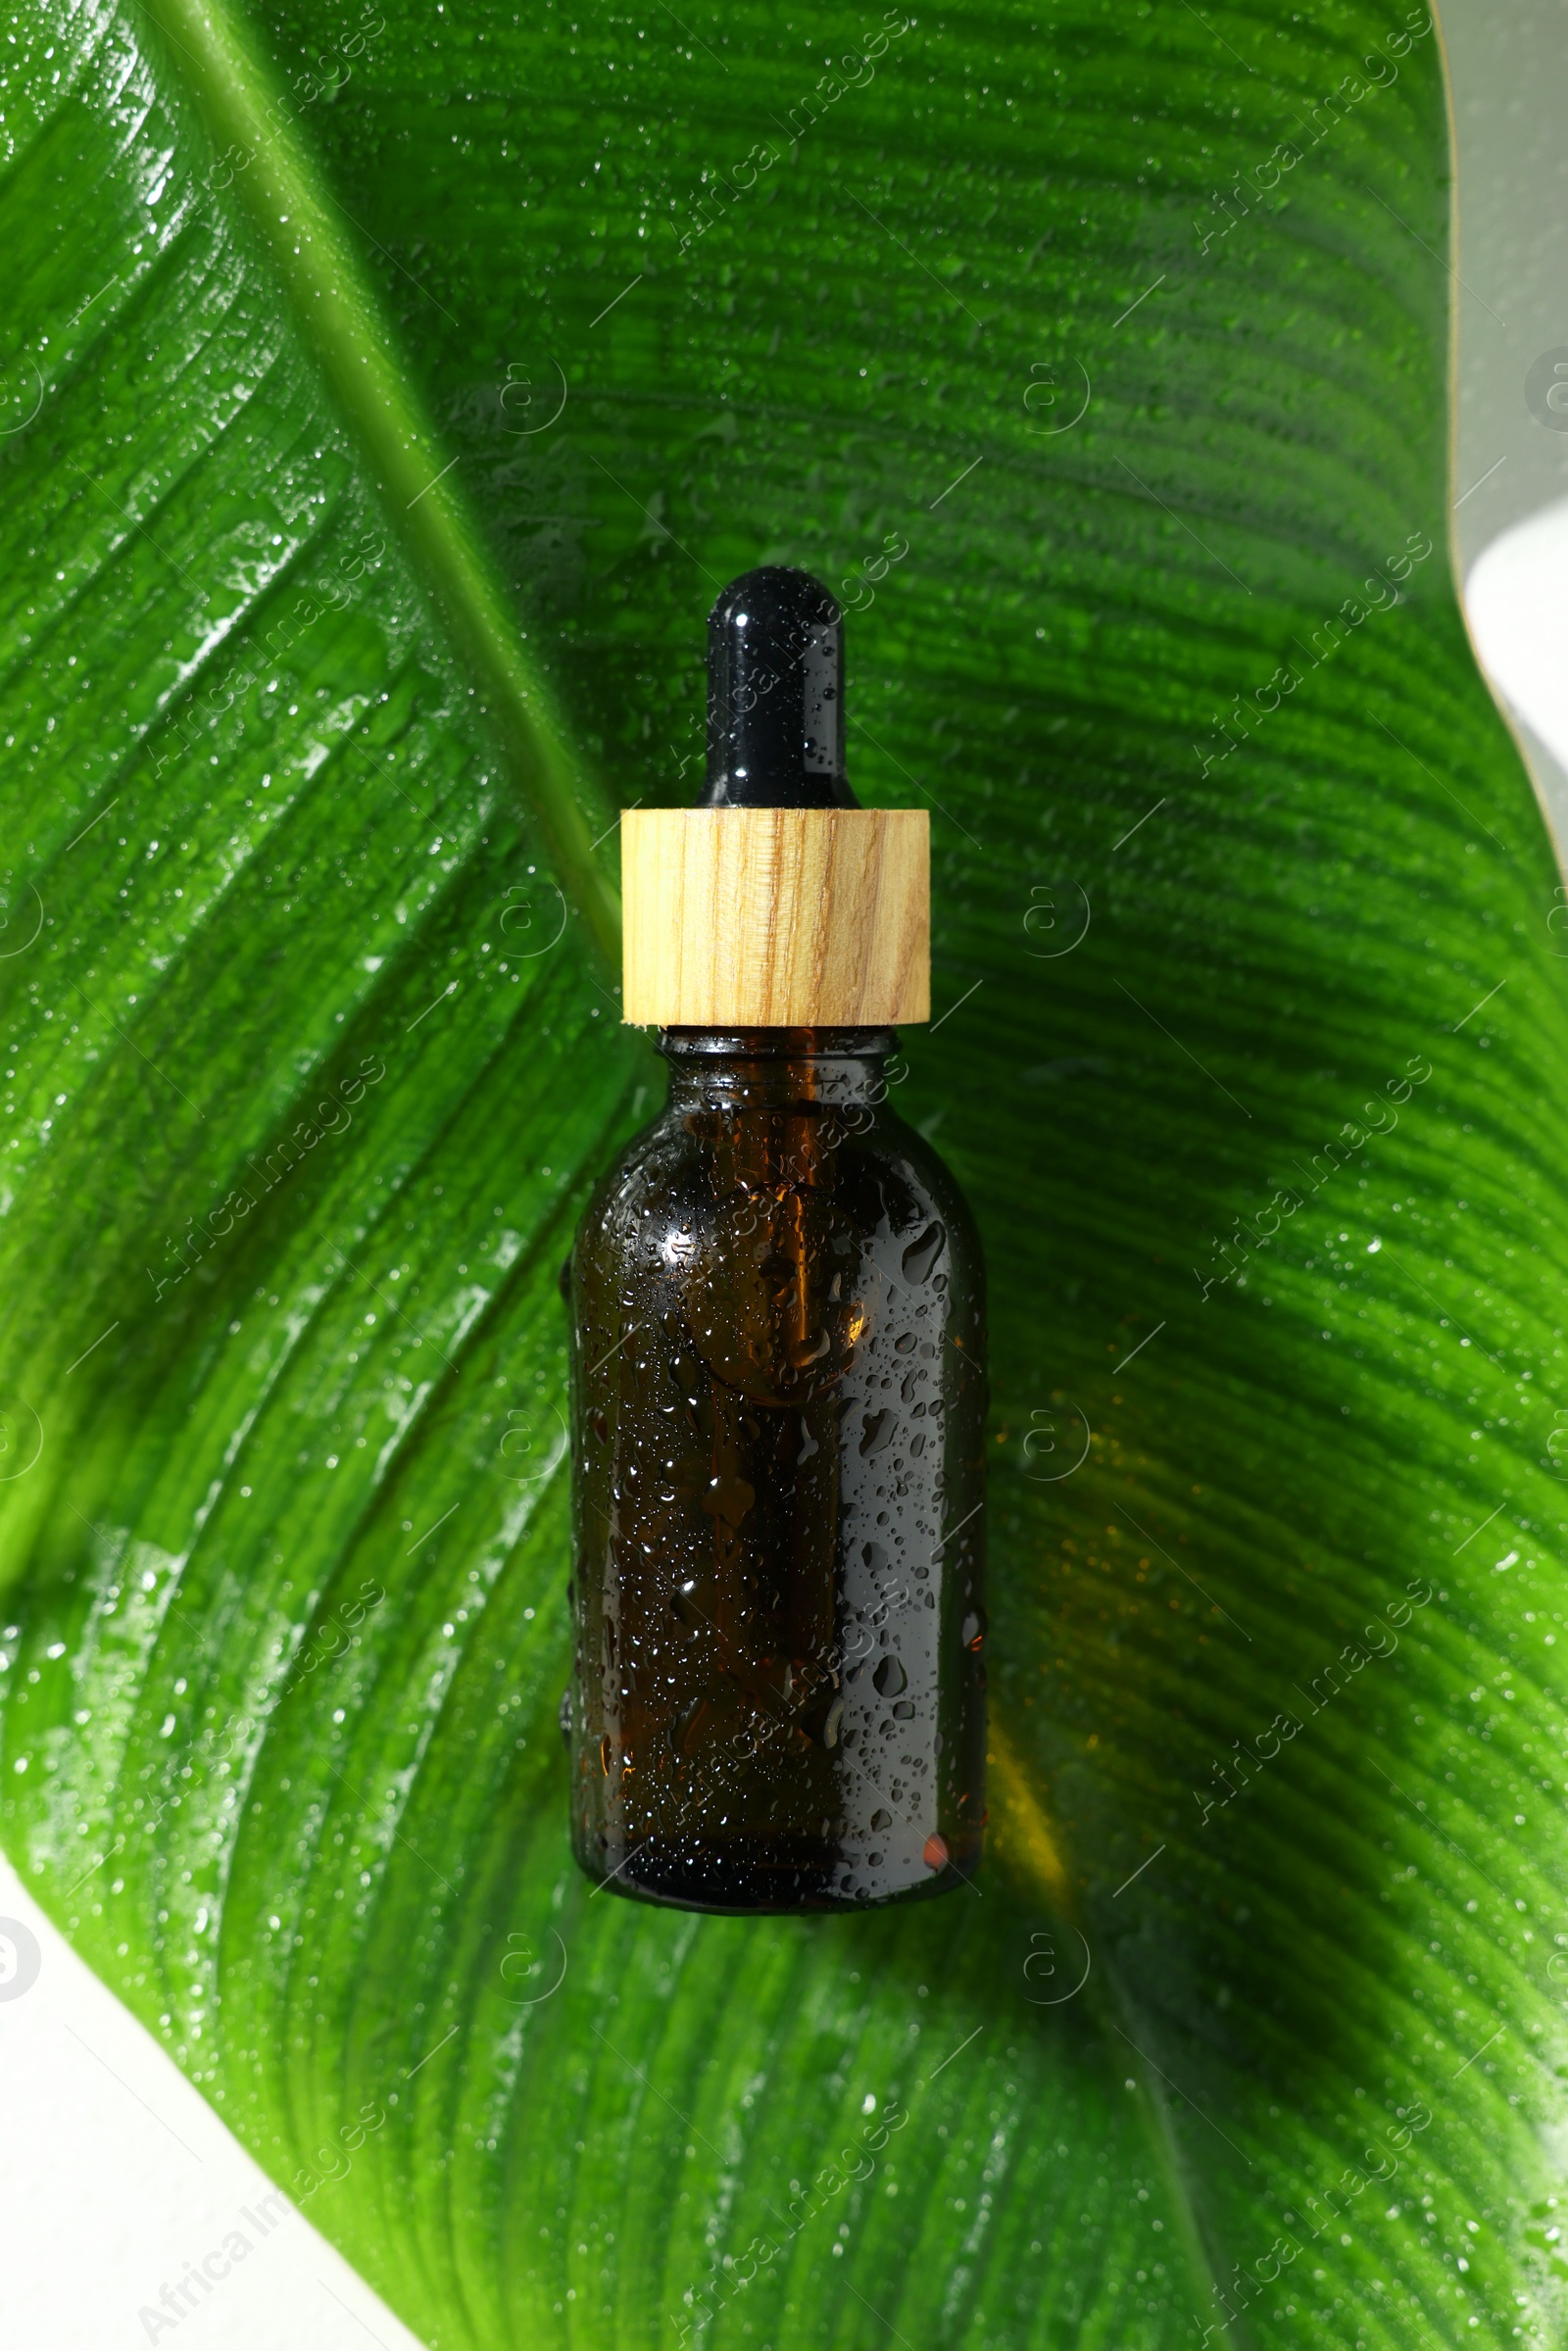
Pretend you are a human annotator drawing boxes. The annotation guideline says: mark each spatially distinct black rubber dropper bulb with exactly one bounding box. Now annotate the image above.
[700,565,859,809]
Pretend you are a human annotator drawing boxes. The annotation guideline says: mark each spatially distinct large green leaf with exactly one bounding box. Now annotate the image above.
[2,0,1564,2343]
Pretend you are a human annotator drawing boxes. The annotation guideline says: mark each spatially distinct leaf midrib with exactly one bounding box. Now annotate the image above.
[134,0,622,971]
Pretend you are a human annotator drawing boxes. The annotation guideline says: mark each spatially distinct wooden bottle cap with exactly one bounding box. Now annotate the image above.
[620,805,930,1028]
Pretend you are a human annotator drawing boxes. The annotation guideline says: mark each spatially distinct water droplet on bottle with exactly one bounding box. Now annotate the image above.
[858,1409,894,1457]
[962,1607,988,1651]
[872,1654,906,1698]
[703,1472,756,1523]
[671,1693,710,1755]
[902,1222,945,1284]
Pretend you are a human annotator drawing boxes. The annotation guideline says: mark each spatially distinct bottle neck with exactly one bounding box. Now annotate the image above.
[660,1027,896,1110]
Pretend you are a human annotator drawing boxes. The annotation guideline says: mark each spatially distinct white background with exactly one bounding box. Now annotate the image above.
[0,1849,423,2348]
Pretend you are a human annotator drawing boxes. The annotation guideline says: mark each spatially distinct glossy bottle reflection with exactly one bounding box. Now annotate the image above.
[566,1027,986,1911]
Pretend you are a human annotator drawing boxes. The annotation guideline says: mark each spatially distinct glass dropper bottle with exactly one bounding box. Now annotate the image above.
[564,565,987,1912]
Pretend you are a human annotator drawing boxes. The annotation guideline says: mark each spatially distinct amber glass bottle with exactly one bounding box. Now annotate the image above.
[565,570,986,1912]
